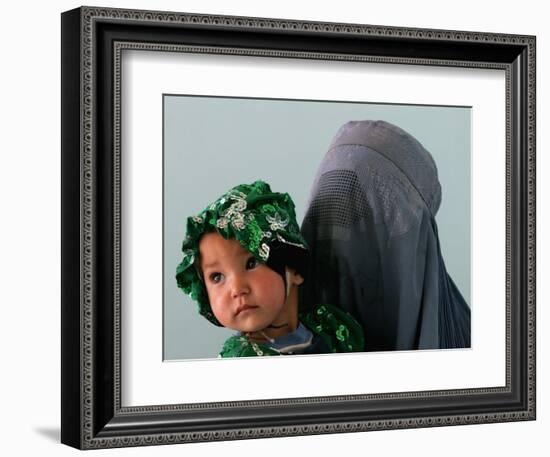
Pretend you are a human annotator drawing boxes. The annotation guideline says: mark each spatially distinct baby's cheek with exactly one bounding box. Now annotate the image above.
[211,297,231,323]
[264,277,285,302]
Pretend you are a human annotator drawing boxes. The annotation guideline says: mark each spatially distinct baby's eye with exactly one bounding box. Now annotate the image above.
[246,257,260,270]
[209,272,223,283]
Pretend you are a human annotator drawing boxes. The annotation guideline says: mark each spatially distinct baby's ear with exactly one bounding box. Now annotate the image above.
[285,267,304,286]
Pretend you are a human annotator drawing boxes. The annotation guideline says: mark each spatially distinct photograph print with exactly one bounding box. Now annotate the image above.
[164,95,472,360]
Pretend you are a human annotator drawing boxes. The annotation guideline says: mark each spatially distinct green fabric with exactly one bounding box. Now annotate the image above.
[219,304,365,357]
[175,180,308,326]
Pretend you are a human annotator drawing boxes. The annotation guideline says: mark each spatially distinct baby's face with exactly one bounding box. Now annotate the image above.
[199,232,287,333]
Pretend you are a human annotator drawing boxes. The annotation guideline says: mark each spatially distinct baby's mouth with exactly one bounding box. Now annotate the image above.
[235,304,258,316]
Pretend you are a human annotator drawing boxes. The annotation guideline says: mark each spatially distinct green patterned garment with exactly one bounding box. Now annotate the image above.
[219,304,365,357]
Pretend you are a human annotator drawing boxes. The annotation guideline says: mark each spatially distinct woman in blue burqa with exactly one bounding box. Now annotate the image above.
[300,120,471,351]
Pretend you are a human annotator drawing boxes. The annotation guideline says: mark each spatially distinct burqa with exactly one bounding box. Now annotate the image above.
[300,120,471,351]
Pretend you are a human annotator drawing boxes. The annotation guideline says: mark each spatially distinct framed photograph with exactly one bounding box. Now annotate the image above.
[61,6,536,449]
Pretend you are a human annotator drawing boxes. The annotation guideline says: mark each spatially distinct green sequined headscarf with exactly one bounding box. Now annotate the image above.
[175,180,309,326]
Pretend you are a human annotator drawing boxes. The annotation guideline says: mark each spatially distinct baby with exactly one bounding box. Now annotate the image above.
[176,180,364,357]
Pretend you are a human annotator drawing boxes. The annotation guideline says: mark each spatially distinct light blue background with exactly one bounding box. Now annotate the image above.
[164,95,471,360]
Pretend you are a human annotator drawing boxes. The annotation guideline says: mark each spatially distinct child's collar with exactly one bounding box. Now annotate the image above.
[237,322,313,354]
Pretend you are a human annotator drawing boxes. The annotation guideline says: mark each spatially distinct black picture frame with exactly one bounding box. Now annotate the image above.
[61,6,536,449]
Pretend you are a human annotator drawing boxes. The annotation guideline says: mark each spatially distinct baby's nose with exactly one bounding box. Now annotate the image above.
[231,275,250,297]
